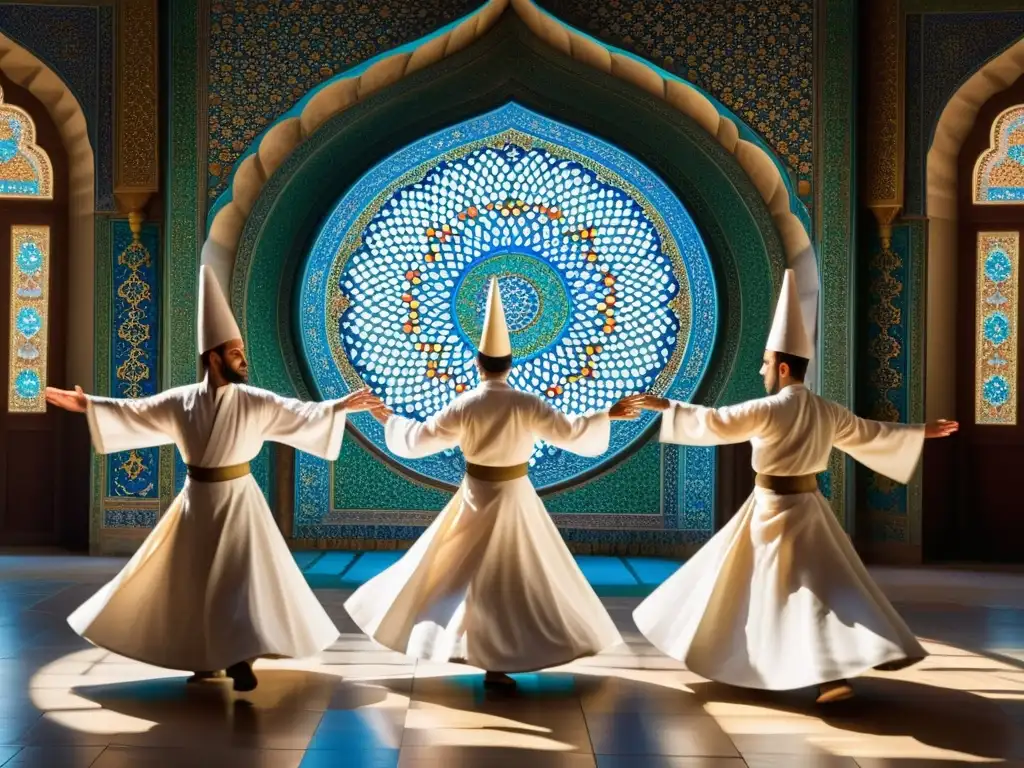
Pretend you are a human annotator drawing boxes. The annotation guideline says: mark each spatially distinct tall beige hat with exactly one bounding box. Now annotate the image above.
[479,278,512,357]
[198,264,242,354]
[766,269,815,359]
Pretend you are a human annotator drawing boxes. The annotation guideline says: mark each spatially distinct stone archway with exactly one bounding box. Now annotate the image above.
[0,32,95,391]
[926,39,1024,420]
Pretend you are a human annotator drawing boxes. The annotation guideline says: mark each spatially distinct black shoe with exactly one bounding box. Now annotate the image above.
[226,661,258,692]
[187,670,225,683]
[483,672,516,689]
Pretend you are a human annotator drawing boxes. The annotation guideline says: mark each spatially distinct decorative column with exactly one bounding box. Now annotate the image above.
[818,0,858,529]
[99,0,167,552]
[860,0,923,561]
[114,0,158,215]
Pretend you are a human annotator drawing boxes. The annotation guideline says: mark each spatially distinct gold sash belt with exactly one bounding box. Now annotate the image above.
[465,462,529,482]
[186,462,252,483]
[755,472,818,495]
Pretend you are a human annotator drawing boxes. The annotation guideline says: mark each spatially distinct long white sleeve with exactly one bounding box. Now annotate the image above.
[659,398,773,447]
[832,404,925,484]
[85,391,180,455]
[385,402,462,459]
[257,391,348,461]
[530,400,610,457]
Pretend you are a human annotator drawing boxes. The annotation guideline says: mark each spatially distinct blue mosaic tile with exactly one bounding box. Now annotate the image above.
[305,552,356,577]
[624,556,684,585]
[341,552,405,585]
[573,555,636,586]
[103,508,158,528]
[679,445,715,531]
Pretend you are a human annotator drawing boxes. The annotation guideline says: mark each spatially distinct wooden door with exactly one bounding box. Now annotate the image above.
[953,76,1024,562]
[0,74,70,546]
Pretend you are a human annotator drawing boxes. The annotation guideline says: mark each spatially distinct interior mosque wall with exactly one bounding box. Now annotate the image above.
[191,0,818,560]
[857,0,1024,566]
[0,0,1019,562]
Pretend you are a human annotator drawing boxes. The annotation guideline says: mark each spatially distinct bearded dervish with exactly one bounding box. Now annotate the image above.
[345,279,644,687]
[44,265,381,692]
[632,270,958,703]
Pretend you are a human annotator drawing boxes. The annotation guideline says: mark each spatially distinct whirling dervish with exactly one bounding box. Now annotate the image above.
[632,269,958,703]
[44,265,381,691]
[345,278,644,687]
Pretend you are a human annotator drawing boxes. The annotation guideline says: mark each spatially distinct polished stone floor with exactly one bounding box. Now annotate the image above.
[1,555,1023,766]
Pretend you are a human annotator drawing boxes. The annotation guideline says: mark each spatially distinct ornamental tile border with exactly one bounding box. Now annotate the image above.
[819,0,856,528]
[908,218,926,544]
[167,0,203,501]
[860,224,911,542]
[167,0,201,394]
[90,215,111,549]
[107,220,161,501]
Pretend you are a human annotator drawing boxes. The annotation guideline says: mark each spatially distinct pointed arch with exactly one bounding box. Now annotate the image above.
[201,0,818,356]
[0,31,95,391]
[926,39,1024,419]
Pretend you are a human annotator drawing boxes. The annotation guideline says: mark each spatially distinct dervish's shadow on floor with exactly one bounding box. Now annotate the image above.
[687,676,1024,760]
[66,665,1024,760]
[70,669,401,751]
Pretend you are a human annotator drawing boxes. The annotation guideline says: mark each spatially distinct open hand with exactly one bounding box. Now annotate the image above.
[633,393,670,412]
[337,388,383,413]
[45,385,87,413]
[925,419,958,439]
[609,394,646,421]
[369,404,393,426]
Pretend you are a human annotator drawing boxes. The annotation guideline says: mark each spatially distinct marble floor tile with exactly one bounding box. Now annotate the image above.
[0,746,106,767]
[584,712,740,757]
[596,758,746,768]
[396,746,598,767]
[89,745,307,768]
[1,556,1023,765]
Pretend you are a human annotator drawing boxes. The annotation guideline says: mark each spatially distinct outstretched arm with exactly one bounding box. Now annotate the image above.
[529,399,614,457]
[46,385,178,455]
[260,388,380,461]
[638,394,773,447]
[832,405,957,484]
[384,401,462,460]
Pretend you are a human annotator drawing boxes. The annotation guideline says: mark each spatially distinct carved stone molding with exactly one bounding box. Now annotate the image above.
[114,0,158,211]
[863,0,904,209]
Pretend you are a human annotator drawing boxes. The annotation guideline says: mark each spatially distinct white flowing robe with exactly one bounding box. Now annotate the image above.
[344,380,623,673]
[633,383,927,690]
[70,377,348,671]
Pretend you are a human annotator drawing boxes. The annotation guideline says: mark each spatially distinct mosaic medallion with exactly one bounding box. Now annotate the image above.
[300,103,718,490]
[454,255,567,357]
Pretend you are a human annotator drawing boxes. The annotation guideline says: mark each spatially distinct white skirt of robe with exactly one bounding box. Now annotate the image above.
[68,477,339,671]
[633,487,927,690]
[344,475,623,673]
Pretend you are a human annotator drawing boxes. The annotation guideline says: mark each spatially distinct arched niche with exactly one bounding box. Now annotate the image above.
[230,14,784,546]
[234,15,784,403]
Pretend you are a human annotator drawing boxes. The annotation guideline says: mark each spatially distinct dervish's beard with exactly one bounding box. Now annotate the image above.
[222,366,248,384]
